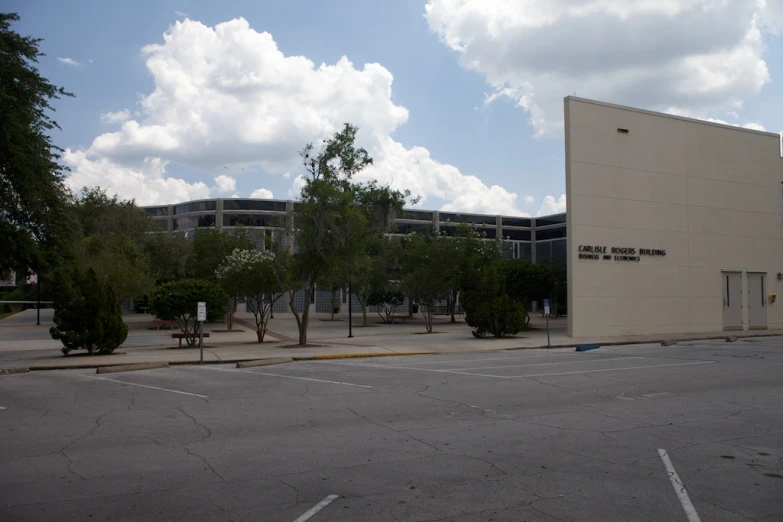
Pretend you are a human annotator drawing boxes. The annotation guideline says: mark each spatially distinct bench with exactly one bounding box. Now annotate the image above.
[171,332,210,348]
[152,319,177,330]
[388,314,412,323]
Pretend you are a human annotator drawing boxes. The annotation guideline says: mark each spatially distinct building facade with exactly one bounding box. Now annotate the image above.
[143,200,566,315]
[566,97,783,337]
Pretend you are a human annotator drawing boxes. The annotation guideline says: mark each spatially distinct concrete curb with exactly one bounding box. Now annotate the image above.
[237,357,293,368]
[96,362,170,374]
[0,367,30,375]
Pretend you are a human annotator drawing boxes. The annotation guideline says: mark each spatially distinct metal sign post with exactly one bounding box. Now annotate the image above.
[543,299,551,348]
[197,301,206,364]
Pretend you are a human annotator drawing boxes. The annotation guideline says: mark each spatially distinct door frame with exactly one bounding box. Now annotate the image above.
[746,271,768,330]
[721,270,743,331]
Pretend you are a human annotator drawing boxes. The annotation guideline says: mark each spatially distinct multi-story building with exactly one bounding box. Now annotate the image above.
[142,200,566,315]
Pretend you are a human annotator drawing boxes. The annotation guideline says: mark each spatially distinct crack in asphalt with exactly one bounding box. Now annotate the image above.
[59,410,113,480]
[177,406,212,439]
[143,435,226,483]
[347,406,443,455]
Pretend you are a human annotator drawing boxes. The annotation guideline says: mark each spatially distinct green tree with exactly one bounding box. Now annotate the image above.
[72,187,155,299]
[503,259,555,305]
[541,259,567,317]
[402,234,453,333]
[49,267,128,355]
[187,227,254,282]
[150,279,227,347]
[1,13,74,274]
[280,124,372,345]
[144,232,193,282]
[462,261,527,338]
[216,248,283,341]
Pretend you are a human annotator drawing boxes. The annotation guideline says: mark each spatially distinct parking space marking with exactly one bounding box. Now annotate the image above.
[510,360,714,378]
[0,406,6,410]
[658,449,701,522]
[441,356,644,372]
[80,375,208,398]
[293,494,339,522]
[194,365,372,388]
[324,359,715,380]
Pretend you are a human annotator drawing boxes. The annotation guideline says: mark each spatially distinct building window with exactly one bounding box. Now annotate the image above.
[535,227,566,240]
[502,228,532,241]
[223,200,287,212]
[223,214,284,227]
[174,201,217,214]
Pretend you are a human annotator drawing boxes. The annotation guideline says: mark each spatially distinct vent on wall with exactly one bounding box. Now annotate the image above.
[617,128,629,134]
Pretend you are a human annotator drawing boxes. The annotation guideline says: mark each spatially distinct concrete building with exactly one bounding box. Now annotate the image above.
[144,96,782,337]
[566,97,783,337]
[142,199,566,316]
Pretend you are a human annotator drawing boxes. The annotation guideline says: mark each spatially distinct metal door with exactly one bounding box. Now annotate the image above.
[722,272,742,330]
[747,272,767,329]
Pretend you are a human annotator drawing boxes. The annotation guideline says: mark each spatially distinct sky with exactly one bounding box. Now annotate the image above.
[7,0,783,217]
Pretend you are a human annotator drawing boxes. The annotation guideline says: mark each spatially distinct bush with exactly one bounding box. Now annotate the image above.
[49,268,128,355]
[463,263,527,338]
[150,279,228,346]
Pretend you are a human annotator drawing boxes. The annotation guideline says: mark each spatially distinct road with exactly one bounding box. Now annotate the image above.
[1,338,781,521]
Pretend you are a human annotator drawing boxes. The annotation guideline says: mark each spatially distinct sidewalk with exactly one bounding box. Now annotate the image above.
[1,309,781,371]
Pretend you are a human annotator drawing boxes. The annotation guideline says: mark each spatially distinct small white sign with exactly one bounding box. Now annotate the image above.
[543,299,550,316]
[26,272,37,285]
[197,302,206,322]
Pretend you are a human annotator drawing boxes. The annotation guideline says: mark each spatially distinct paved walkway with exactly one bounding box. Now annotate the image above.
[1,309,780,371]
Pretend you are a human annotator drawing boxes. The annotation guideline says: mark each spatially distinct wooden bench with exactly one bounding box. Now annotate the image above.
[152,319,177,330]
[388,314,412,323]
[171,332,210,348]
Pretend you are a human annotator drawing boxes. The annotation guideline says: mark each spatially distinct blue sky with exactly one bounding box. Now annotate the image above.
[7,0,783,216]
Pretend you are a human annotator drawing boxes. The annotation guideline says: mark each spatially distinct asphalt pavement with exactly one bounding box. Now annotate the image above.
[1,338,781,521]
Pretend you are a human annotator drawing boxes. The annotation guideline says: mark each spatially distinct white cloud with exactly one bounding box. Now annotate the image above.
[288,175,307,199]
[62,149,210,205]
[88,58,94,64]
[425,0,777,137]
[705,118,766,132]
[537,194,566,216]
[175,10,188,17]
[282,172,291,179]
[57,57,79,66]
[213,174,236,194]
[100,109,131,124]
[742,122,767,131]
[524,195,535,204]
[66,17,526,215]
[250,188,274,199]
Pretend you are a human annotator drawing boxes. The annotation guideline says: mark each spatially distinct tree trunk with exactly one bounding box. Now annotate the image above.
[298,288,311,345]
[256,329,263,342]
[449,291,458,323]
[362,304,368,327]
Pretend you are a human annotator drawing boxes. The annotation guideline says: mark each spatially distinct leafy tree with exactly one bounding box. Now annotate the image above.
[541,259,567,317]
[49,267,128,355]
[402,234,453,333]
[279,124,372,345]
[367,287,406,324]
[316,265,346,320]
[150,279,227,347]
[462,261,527,338]
[144,232,193,282]
[72,187,155,299]
[186,227,254,282]
[216,249,283,341]
[1,13,74,274]
[503,259,555,305]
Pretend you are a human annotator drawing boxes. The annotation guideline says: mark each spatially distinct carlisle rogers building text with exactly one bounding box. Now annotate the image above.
[577,245,667,262]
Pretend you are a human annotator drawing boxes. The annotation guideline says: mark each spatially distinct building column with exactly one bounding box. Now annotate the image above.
[433,211,440,234]
[216,199,224,230]
[496,215,503,240]
[167,205,174,236]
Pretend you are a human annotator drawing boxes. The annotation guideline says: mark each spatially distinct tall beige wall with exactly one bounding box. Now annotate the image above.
[565,97,783,337]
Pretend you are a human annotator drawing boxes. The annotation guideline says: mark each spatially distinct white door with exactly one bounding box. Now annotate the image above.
[722,272,742,330]
[747,272,767,330]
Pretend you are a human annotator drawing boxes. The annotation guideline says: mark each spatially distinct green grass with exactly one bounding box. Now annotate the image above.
[0,312,15,321]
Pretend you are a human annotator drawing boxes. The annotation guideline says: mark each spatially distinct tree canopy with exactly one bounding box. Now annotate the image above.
[0,13,73,274]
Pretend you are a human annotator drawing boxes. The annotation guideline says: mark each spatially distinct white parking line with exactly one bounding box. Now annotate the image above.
[370,352,579,367]
[0,406,6,410]
[510,361,714,378]
[658,449,701,522]
[80,375,208,398]
[325,360,715,380]
[194,365,372,388]
[441,356,643,372]
[293,494,339,522]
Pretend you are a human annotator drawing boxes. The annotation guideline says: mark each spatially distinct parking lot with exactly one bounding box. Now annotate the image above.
[1,339,782,521]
